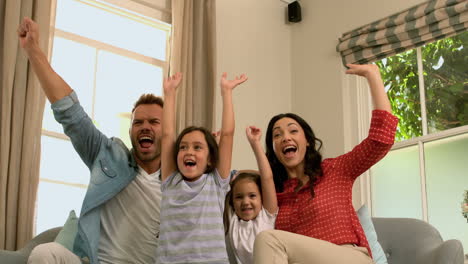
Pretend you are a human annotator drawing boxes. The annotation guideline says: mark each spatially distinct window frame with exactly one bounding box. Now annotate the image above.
[37,0,171,233]
[343,42,468,221]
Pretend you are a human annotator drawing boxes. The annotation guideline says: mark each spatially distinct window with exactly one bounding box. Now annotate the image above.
[36,0,171,234]
[370,32,467,250]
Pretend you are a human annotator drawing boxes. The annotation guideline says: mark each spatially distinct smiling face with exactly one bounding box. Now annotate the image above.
[176,130,211,181]
[130,104,163,164]
[271,117,309,170]
[232,179,262,221]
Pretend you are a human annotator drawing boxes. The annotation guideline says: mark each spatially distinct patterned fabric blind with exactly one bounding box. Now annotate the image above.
[336,0,468,65]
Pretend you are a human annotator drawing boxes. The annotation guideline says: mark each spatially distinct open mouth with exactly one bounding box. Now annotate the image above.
[138,135,154,149]
[282,145,297,157]
[184,159,197,168]
[241,208,253,212]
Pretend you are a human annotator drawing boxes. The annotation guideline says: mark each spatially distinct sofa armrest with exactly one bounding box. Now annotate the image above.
[433,239,464,264]
[18,227,62,255]
[0,227,62,264]
[373,217,465,264]
[0,250,28,264]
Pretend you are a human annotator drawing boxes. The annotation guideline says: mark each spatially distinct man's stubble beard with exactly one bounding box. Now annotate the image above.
[131,137,161,163]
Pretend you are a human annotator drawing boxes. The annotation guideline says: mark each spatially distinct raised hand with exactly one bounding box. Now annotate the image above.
[346,63,391,112]
[16,17,73,103]
[345,63,381,79]
[216,72,247,179]
[246,126,262,146]
[161,72,182,181]
[246,125,278,214]
[17,17,39,52]
[220,72,248,92]
[163,72,183,96]
[211,130,221,145]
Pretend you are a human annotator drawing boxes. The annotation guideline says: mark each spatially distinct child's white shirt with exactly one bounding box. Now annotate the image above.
[227,207,277,264]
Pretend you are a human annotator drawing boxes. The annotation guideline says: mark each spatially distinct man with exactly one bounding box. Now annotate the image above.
[19,17,163,263]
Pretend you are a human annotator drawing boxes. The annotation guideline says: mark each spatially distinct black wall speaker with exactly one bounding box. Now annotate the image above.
[288,1,302,23]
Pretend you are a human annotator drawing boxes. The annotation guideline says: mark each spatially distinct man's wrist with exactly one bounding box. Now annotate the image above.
[25,45,43,59]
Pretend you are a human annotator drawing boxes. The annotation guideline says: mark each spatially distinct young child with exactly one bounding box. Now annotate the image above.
[158,72,247,263]
[224,126,278,264]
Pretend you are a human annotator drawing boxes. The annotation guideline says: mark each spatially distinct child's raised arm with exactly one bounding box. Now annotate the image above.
[217,73,248,179]
[246,126,278,214]
[161,73,182,181]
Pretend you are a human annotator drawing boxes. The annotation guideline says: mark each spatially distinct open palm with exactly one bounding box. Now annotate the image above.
[163,72,182,95]
[220,72,248,91]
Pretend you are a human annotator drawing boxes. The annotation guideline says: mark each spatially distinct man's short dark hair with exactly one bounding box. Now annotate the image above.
[132,94,164,113]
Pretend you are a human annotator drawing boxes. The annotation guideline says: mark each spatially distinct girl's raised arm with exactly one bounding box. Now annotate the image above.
[161,73,182,181]
[217,73,248,179]
[246,126,278,214]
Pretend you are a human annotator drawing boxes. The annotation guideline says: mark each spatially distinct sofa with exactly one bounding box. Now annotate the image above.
[0,227,61,264]
[0,218,465,264]
[372,217,465,264]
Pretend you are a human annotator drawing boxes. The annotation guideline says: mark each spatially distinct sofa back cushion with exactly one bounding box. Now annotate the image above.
[54,210,79,251]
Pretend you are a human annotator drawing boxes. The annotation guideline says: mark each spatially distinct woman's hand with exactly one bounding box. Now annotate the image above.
[345,63,380,79]
[346,63,391,112]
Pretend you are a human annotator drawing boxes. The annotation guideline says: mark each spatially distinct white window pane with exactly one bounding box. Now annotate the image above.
[371,146,423,219]
[425,133,468,251]
[94,50,163,147]
[40,136,90,185]
[55,0,167,60]
[43,37,96,133]
[35,181,86,235]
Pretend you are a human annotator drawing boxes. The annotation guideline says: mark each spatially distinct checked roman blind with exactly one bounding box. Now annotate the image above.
[336,0,468,65]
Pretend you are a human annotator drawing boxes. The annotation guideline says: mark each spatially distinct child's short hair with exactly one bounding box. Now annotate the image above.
[174,126,219,173]
[223,171,262,234]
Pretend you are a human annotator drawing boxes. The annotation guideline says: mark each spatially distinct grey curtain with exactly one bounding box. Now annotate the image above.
[337,0,468,65]
[170,0,217,132]
[0,0,53,250]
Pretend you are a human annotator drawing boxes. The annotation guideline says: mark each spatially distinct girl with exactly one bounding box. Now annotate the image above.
[158,72,247,263]
[253,64,399,264]
[224,126,278,264]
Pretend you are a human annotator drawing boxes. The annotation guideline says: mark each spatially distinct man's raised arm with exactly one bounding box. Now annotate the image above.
[18,17,72,103]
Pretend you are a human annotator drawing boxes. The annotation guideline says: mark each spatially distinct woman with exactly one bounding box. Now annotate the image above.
[254,64,398,264]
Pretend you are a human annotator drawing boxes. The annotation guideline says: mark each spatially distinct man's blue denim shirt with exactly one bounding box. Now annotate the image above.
[52,91,139,264]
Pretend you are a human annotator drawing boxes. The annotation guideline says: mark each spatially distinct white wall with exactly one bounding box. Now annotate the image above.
[215,0,427,202]
[289,0,427,207]
[216,0,292,170]
[290,0,427,158]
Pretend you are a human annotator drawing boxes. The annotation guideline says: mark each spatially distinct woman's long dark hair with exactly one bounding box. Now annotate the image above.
[265,113,323,197]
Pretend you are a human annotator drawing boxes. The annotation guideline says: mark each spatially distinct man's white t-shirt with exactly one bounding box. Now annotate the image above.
[98,167,161,264]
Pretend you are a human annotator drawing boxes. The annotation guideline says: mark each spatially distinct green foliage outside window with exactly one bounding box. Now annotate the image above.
[376,32,468,142]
